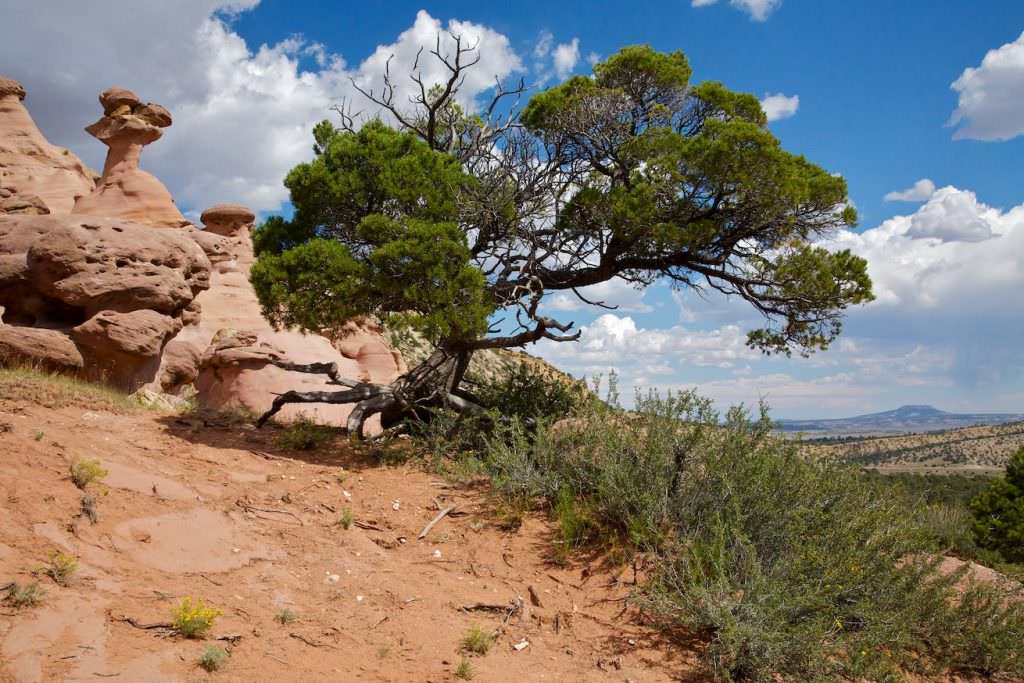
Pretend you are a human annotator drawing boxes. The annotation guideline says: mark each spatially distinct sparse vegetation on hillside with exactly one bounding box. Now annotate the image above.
[817,420,1024,471]
[0,365,138,412]
[478,385,1024,680]
[275,416,334,451]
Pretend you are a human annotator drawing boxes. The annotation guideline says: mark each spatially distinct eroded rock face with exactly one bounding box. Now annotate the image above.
[71,87,189,227]
[0,76,95,215]
[159,205,404,426]
[0,214,210,390]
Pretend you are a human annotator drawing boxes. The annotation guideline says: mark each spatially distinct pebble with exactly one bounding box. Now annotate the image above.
[324,574,340,585]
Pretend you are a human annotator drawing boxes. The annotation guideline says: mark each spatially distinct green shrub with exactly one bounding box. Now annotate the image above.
[484,387,1024,680]
[337,508,354,530]
[970,447,1024,562]
[276,417,333,451]
[69,459,107,489]
[474,360,587,421]
[275,608,296,624]
[171,597,223,638]
[454,657,474,679]
[4,582,45,609]
[460,623,495,655]
[198,644,229,672]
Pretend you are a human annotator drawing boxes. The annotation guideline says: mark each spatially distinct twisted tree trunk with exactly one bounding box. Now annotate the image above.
[256,344,478,438]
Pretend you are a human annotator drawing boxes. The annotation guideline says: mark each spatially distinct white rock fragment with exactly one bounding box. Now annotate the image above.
[432,549,442,558]
[513,640,529,651]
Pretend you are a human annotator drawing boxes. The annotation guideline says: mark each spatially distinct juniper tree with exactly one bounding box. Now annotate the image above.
[251,39,873,436]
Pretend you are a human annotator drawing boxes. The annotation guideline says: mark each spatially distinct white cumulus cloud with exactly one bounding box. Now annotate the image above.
[949,30,1024,141]
[0,4,522,214]
[884,178,936,202]
[760,93,799,121]
[553,39,581,80]
[692,0,782,22]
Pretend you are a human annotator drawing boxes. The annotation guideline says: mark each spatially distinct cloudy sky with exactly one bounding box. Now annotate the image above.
[2,0,1023,418]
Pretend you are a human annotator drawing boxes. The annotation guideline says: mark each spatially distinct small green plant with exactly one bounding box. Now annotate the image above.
[33,430,44,441]
[69,459,108,490]
[171,597,223,638]
[41,552,78,585]
[454,658,474,679]
[274,608,295,624]
[337,508,354,530]
[198,644,228,672]
[377,643,391,658]
[276,417,333,451]
[460,623,495,655]
[4,582,45,609]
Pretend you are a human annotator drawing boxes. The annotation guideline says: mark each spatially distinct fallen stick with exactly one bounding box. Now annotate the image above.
[418,504,458,540]
[238,502,304,525]
[353,520,385,531]
[111,614,173,631]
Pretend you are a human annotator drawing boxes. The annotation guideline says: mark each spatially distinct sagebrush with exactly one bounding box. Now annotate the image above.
[482,385,1024,680]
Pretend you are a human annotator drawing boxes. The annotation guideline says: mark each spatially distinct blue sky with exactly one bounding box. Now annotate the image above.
[3,0,1023,417]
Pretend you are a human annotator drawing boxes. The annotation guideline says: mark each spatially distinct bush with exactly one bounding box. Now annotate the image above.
[69,459,107,490]
[41,552,78,585]
[276,417,333,451]
[970,447,1024,562]
[460,623,495,655]
[275,608,296,624]
[171,597,223,639]
[474,360,587,422]
[484,387,1024,680]
[198,645,229,672]
[4,582,45,609]
[337,508,354,530]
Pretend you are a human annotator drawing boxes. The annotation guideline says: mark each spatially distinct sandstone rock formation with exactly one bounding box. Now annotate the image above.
[71,87,189,228]
[0,214,210,390]
[0,82,405,424]
[160,204,405,426]
[0,76,95,215]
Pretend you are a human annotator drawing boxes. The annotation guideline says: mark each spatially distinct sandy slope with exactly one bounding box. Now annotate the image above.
[0,381,702,682]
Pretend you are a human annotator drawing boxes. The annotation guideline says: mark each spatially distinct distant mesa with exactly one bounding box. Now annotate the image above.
[778,404,1024,438]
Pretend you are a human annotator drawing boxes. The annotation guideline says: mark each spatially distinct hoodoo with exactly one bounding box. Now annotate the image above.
[0,76,95,215]
[71,87,189,227]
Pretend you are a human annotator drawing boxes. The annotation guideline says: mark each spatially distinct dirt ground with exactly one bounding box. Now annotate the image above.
[0,382,706,681]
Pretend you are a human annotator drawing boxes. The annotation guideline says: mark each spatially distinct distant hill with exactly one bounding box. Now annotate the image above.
[779,405,1023,438]
[811,420,1024,475]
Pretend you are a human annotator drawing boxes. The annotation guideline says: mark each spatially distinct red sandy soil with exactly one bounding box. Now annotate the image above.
[0,383,706,682]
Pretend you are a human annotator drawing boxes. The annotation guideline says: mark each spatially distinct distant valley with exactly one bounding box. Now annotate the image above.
[778,404,1023,438]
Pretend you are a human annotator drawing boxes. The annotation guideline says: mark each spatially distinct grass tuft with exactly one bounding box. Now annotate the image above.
[4,582,45,610]
[274,608,295,624]
[0,364,138,412]
[454,657,474,679]
[276,416,333,451]
[460,623,495,656]
[198,644,229,672]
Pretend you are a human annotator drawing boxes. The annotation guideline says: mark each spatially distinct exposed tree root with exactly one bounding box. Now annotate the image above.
[255,349,484,438]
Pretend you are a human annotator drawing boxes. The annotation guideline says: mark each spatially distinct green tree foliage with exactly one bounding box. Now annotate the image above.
[250,42,874,432]
[971,447,1024,562]
[252,120,492,341]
